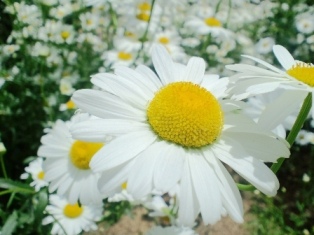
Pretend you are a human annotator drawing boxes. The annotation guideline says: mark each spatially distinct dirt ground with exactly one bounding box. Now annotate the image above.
[86,193,252,235]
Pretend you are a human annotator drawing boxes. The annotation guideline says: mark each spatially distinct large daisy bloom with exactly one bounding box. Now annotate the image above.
[226,45,311,116]
[71,45,290,226]
[42,194,102,235]
[37,114,105,204]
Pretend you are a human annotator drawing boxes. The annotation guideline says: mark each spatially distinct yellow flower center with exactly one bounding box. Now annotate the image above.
[118,51,133,61]
[138,2,151,11]
[37,171,45,180]
[287,63,314,87]
[125,31,136,38]
[121,182,127,190]
[61,31,70,40]
[158,36,170,45]
[66,100,76,109]
[136,12,150,22]
[204,17,222,27]
[70,140,104,170]
[147,82,223,148]
[63,203,83,218]
[86,19,93,25]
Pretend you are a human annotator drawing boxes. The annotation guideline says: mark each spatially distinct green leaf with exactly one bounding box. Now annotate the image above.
[1,210,18,235]
[0,178,34,194]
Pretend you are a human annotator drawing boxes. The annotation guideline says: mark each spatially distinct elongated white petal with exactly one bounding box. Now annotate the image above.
[222,133,289,162]
[205,151,244,223]
[135,64,163,89]
[127,143,162,199]
[273,45,295,70]
[70,119,148,141]
[90,129,157,172]
[241,55,286,74]
[226,64,285,77]
[72,89,145,121]
[153,142,184,193]
[115,65,159,95]
[183,57,205,84]
[152,45,175,85]
[178,159,199,226]
[38,146,68,158]
[188,151,221,224]
[91,74,149,108]
[97,161,134,196]
[258,90,307,130]
[213,143,279,196]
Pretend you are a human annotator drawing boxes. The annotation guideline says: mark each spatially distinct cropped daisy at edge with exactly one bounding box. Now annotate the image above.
[71,45,290,226]
[226,45,312,116]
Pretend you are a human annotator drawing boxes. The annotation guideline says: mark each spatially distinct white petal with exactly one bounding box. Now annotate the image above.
[188,151,221,224]
[226,64,285,77]
[91,73,149,108]
[152,45,175,85]
[222,133,289,162]
[70,119,149,142]
[153,142,184,193]
[90,129,157,172]
[97,161,134,196]
[135,64,163,90]
[72,89,145,121]
[115,65,159,95]
[178,159,199,227]
[127,143,163,199]
[241,55,286,74]
[258,90,308,130]
[182,57,205,84]
[205,151,244,223]
[212,143,279,196]
[38,146,68,158]
[273,45,295,70]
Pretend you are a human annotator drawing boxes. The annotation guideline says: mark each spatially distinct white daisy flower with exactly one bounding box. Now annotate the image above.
[145,225,198,235]
[255,37,275,54]
[37,114,105,204]
[42,194,102,235]
[20,157,48,192]
[226,45,312,116]
[71,45,289,226]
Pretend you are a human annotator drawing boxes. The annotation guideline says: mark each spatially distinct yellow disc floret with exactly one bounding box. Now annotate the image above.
[61,31,70,40]
[287,63,314,87]
[63,203,83,218]
[37,171,45,180]
[158,37,170,45]
[147,82,223,148]
[70,140,104,170]
[204,17,222,27]
[136,12,150,22]
[118,51,133,61]
[138,2,151,11]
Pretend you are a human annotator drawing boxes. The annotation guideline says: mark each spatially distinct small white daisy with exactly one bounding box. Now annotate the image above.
[226,45,312,116]
[71,45,289,226]
[37,114,105,204]
[42,194,102,235]
[20,157,48,192]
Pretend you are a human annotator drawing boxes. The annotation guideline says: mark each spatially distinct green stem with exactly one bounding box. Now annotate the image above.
[0,147,7,179]
[237,92,312,191]
[132,0,156,65]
